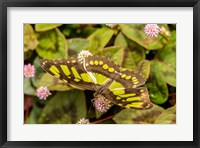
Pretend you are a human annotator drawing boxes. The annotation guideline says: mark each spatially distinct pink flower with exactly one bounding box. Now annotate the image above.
[24,64,35,78]
[36,86,51,100]
[94,95,111,113]
[144,24,160,38]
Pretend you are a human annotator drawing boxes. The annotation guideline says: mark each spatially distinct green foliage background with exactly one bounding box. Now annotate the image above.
[24,24,176,124]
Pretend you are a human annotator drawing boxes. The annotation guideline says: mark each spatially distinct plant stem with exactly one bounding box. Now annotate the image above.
[92,115,115,124]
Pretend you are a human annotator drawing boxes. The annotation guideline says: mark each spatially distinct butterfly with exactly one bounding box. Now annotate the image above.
[39,55,153,110]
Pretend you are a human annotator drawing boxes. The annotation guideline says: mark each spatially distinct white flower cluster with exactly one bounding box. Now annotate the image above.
[76,118,90,124]
[77,50,92,63]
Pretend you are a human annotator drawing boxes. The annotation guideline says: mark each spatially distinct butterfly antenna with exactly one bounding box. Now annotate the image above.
[83,57,98,90]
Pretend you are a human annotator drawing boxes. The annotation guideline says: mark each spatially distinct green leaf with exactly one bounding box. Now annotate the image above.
[109,30,145,69]
[120,24,163,50]
[155,105,176,124]
[118,37,146,67]
[153,61,176,87]
[128,40,146,66]
[113,105,164,124]
[96,46,124,66]
[31,57,45,87]
[86,108,96,119]
[61,24,79,36]
[95,110,105,119]
[122,48,137,70]
[87,27,114,52]
[38,90,86,124]
[146,61,169,104]
[114,32,137,70]
[24,78,35,95]
[34,56,44,77]
[67,38,90,56]
[158,31,176,70]
[26,103,42,124]
[138,60,150,79]
[79,26,97,37]
[114,32,128,47]
[38,73,73,91]
[24,24,38,52]
[36,28,67,60]
[24,50,33,60]
[35,24,62,31]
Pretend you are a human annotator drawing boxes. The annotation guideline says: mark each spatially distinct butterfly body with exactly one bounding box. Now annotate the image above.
[39,55,153,110]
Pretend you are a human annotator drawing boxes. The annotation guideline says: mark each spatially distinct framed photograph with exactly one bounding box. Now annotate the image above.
[1,0,199,148]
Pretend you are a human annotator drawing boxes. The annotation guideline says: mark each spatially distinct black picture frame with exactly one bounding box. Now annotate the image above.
[0,0,199,148]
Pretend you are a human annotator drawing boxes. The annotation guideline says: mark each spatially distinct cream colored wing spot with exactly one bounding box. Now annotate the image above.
[99,61,103,65]
[132,77,137,81]
[108,67,114,73]
[74,78,80,82]
[94,60,98,65]
[116,96,121,100]
[89,61,94,65]
[72,60,76,63]
[125,76,131,80]
[42,61,47,65]
[63,79,68,83]
[118,103,123,107]
[102,64,109,70]
[145,104,152,109]
[121,74,126,78]
[132,77,139,84]
[140,89,144,93]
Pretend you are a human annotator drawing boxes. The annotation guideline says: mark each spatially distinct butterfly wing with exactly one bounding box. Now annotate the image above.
[39,56,152,109]
[102,87,153,109]
[39,58,98,90]
[84,56,147,88]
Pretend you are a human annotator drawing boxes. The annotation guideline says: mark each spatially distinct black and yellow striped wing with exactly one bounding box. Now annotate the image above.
[84,56,147,88]
[39,55,153,109]
[84,56,152,109]
[100,87,152,109]
[39,57,98,90]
